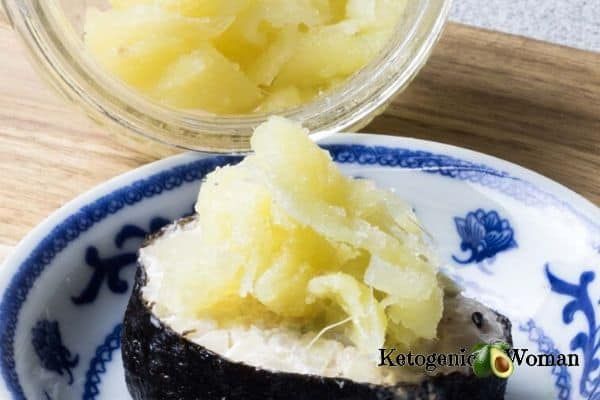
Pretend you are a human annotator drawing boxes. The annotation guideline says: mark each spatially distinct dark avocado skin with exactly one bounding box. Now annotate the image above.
[122,220,512,400]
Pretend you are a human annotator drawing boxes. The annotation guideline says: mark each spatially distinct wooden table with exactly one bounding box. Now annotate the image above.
[1,15,599,263]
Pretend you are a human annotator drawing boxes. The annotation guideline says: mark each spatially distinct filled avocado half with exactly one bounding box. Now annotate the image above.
[121,118,514,399]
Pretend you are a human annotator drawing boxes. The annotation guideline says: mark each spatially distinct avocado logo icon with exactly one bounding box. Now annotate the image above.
[471,342,514,379]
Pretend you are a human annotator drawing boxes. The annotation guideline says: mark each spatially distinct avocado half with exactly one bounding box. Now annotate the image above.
[122,219,513,400]
[490,347,514,379]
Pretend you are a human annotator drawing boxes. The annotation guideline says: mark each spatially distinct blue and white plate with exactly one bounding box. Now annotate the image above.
[0,134,598,400]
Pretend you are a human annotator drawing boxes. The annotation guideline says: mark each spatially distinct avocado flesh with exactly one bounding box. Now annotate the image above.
[122,218,515,400]
[490,348,514,379]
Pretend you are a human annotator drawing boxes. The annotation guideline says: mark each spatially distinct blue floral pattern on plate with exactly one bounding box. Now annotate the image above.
[452,209,517,267]
[71,217,170,305]
[31,320,79,385]
[546,264,600,399]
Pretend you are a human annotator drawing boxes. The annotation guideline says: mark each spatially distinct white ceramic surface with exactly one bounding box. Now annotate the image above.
[0,133,598,400]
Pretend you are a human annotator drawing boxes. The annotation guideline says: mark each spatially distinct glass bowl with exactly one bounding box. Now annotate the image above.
[2,0,452,153]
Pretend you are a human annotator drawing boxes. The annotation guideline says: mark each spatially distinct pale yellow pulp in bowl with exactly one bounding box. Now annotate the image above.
[84,0,408,114]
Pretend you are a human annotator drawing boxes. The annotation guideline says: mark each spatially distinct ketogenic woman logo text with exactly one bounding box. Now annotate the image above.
[378,341,579,379]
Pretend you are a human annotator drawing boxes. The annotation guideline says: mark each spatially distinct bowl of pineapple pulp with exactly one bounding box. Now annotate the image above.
[2,0,451,152]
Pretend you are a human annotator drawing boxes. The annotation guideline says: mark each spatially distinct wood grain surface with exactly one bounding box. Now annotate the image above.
[0,19,599,264]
